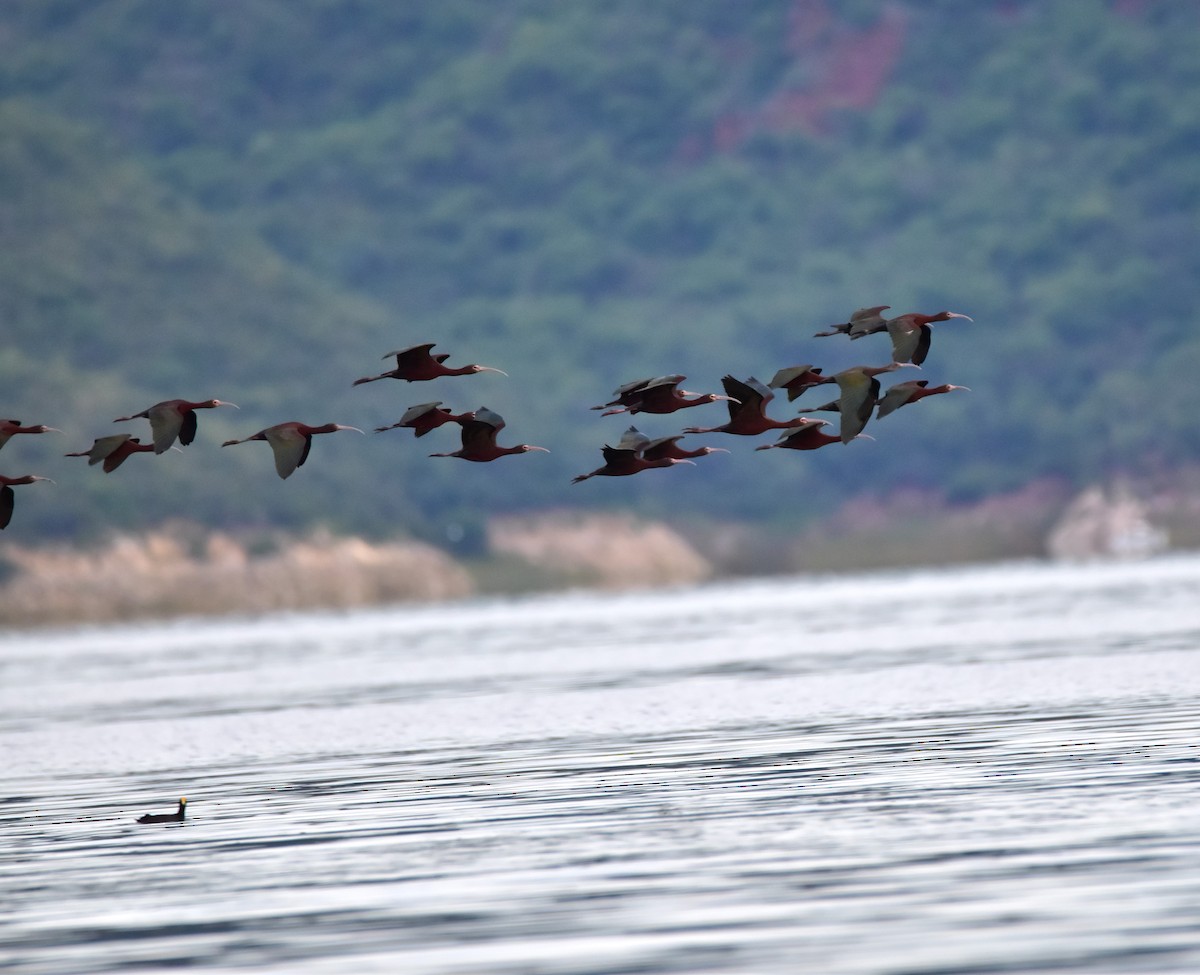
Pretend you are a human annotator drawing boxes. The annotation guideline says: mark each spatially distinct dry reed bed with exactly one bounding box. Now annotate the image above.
[0,529,472,627]
[0,514,713,627]
[486,511,713,589]
[1,479,1192,629]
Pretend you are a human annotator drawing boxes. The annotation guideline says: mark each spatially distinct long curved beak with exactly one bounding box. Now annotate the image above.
[478,366,509,376]
[707,447,731,454]
[951,385,972,392]
[948,313,974,321]
[337,425,366,434]
[217,401,240,409]
[526,445,551,453]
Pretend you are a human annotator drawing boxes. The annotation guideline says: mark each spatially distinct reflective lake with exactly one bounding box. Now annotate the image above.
[3,556,1200,974]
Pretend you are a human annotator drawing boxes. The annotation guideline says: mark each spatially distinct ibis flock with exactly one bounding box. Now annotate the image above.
[0,307,971,530]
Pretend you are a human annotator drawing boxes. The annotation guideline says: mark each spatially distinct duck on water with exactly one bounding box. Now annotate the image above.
[136,798,186,824]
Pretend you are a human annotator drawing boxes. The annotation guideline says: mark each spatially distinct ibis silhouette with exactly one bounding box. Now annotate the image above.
[114,398,238,453]
[222,422,364,478]
[0,473,53,529]
[429,407,548,462]
[354,343,507,385]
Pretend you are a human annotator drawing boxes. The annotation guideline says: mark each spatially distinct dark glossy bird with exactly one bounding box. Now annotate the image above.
[114,398,238,453]
[429,407,548,462]
[814,305,891,338]
[65,434,157,472]
[597,375,738,416]
[875,380,971,418]
[833,363,913,443]
[137,798,186,824]
[682,376,812,437]
[754,419,842,452]
[591,376,656,412]
[884,311,973,365]
[0,473,53,530]
[766,365,835,402]
[374,402,474,438]
[222,422,364,478]
[572,427,694,483]
[353,343,507,385]
[640,434,729,463]
[0,419,62,452]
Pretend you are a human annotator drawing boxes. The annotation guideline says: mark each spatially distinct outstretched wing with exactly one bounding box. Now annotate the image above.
[146,402,187,453]
[263,426,309,479]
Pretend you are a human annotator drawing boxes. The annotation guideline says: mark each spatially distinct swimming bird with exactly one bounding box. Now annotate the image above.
[65,434,157,472]
[766,365,835,402]
[429,407,548,462]
[884,311,973,365]
[874,380,970,418]
[374,402,474,438]
[572,427,695,482]
[113,399,238,453]
[0,419,62,452]
[597,375,738,416]
[682,376,812,437]
[754,419,843,452]
[833,363,913,443]
[221,422,364,478]
[353,343,507,385]
[814,305,891,338]
[0,474,53,530]
[137,798,186,824]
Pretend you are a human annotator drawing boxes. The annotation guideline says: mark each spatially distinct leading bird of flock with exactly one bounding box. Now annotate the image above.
[816,306,973,366]
[353,343,507,385]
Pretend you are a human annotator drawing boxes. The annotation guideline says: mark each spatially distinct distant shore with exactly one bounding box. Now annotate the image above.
[2,477,1195,629]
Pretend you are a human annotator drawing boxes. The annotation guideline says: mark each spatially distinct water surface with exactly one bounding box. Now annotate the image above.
[3,557,1200,973]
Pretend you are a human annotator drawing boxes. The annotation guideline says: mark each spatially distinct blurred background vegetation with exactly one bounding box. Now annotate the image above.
[2,0,1197,550]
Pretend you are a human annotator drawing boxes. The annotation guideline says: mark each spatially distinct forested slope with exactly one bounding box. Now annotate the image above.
[2,0,1197,544]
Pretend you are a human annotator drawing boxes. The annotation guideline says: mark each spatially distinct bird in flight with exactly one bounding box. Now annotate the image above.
[113,398,238,453]
[222,422,364,478]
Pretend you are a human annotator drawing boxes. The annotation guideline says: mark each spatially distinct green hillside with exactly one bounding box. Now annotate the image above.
[2,0,1198,544]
